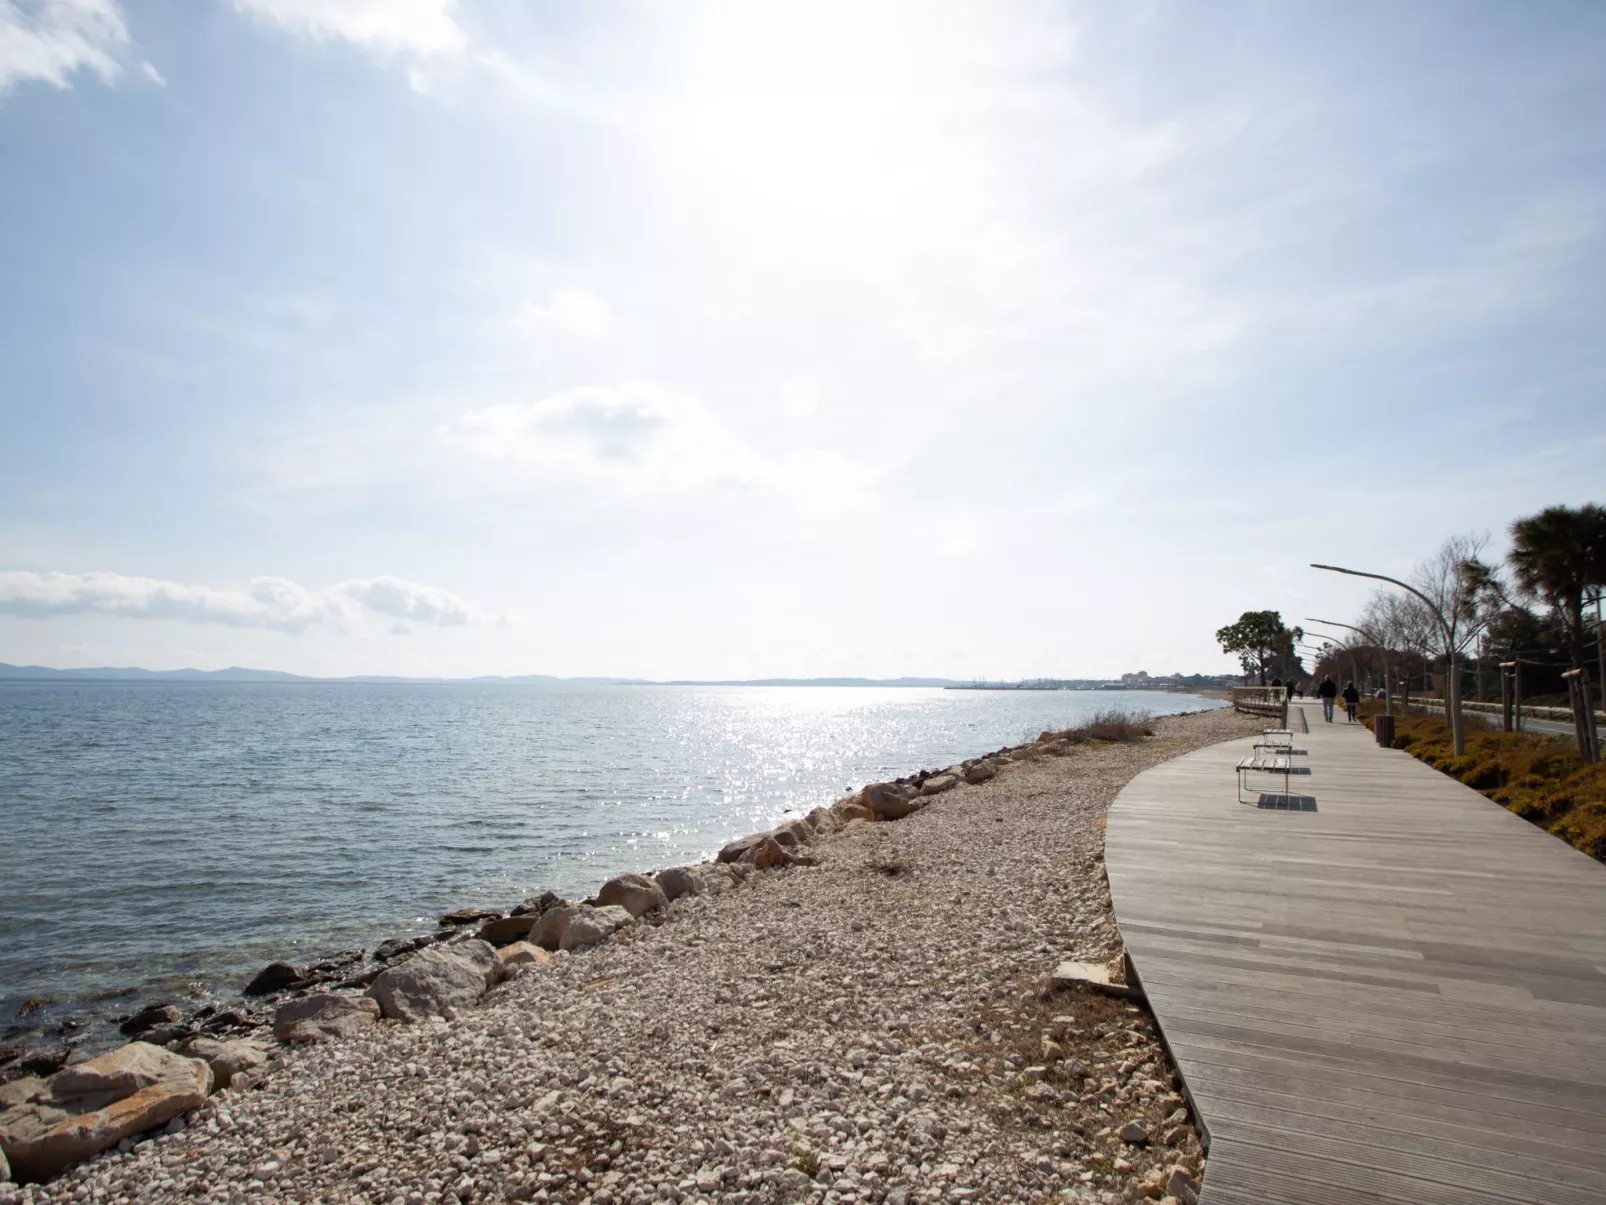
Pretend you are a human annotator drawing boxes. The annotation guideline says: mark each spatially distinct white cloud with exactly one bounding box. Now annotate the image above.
[0,570,473,633]
[0,0,137,95]
[777,379,820,418]
[442,382,870,513]
[230,0,464,58]
[511,289,618,340]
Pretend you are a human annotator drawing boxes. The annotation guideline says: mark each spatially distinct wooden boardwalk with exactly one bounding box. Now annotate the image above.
[1105,703,1606,1205]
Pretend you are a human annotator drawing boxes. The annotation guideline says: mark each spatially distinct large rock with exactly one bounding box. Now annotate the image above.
[179,1038,269,1090]
[243,961,304,997]
[776,819,815,846]
[529,904,578,951]
[0,1043,210,1183]
[717,832,769,864]
[596,873,667,918]
[750,836,793,869]
[366,941,502,1022]
[495,942,550,969]
[117,1003,180,1036]
[919,773,960,796]
[373,935,435,962]
[271,994,380,1043]
[655,866,702,901]
[476,915,539,945]
[805,806,840,834]
[964,760,999,784]
[438,907,501,926]
[559,906,634,952]
[510,891,562,917]
[860,782,923,821]
[837,803,875,823]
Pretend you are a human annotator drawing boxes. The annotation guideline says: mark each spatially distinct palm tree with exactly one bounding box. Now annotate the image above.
[1508,504,1606,677]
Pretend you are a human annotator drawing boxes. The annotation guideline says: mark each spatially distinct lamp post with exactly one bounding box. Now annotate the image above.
[1311,562,1469,756]
[1307,617,1392,715]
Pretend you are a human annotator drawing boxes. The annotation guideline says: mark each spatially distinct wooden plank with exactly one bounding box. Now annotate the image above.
[1104,701,1606,1204]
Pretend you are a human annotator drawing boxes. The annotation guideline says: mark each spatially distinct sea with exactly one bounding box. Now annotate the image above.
[0,682,1220,1046]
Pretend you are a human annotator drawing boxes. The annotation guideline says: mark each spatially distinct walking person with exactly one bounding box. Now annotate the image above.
[1342,680,1360,723]
[1318,675,1338,722]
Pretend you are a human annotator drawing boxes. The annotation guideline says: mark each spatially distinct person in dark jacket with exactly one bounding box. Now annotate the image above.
[1318,675,1338,722]
[1342,680,1360,723]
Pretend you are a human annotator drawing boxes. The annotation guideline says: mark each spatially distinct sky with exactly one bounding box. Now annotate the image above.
[1,0,1604,681]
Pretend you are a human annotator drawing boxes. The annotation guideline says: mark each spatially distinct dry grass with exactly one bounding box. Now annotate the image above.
[1036,708,1155,748]
[1360,702,1606,861]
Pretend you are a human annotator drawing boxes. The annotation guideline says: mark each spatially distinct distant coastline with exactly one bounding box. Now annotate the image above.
[0,662,1238,690]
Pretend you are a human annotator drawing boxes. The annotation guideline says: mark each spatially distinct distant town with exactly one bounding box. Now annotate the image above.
[946,671,1239,692]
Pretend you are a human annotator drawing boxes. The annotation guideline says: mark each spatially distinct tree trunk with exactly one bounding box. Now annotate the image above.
[1567,597,1586,673]
[1447,646,1466,757]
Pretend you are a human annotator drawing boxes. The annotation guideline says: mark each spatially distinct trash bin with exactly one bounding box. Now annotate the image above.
[1374,714,1396,747]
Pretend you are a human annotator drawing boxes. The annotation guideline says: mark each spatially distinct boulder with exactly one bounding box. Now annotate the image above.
[654,866,703,901]
[495,942,550,969]
[179,1038,269,1090]
[510,891,562,917]
[367,941,502,1022]
[271,994,380,1044]
[243,962,304,997]
[529,903,578,951]
[860,783,923,821]
[964,760,999,784]
[837,803,875,823]
[117,1003,180,1036]
[717,832,770,864]
[776,819,815,846]
[749,836,793,870]
[373,935,434,962]
[919,773,960,796]
[805,806,840,834]
[0,1043,210,1183]
[559,906,634,952]
[438,907,502,926]
[596,873,667,918]
[476,915,539,945]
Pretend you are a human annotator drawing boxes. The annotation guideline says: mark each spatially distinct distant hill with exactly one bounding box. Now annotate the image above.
[651,676,962,687]
[0,663,641,685]
[0,663,309,681]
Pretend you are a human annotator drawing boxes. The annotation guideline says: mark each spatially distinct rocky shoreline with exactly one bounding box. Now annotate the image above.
[1,704,1260,1203]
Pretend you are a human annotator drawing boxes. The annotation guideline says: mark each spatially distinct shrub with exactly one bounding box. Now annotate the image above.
[1360,706,1606,862]
[1081,709,1154,743]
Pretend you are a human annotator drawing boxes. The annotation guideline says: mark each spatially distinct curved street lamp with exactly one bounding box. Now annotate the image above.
[1306,617,1393,715]
[1310,563,1469,755]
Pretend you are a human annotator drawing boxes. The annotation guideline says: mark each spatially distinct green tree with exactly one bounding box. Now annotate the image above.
[1215,611,1304,685]
[1508,504,1606,676]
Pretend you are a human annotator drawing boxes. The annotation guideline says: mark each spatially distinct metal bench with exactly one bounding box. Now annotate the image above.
[1238,732,1293,803]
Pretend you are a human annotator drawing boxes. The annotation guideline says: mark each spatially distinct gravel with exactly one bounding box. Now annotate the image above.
[2,707,1261,1205]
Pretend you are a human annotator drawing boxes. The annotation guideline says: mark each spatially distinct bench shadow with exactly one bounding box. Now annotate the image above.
[1256,793,1318,811]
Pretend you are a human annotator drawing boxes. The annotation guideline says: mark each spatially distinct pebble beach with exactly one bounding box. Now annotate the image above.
[1,706,1263,1205]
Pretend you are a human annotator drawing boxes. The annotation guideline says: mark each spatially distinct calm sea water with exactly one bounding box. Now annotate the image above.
[0,682,1219,1040]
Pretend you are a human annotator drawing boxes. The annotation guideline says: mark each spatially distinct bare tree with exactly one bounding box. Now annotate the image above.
[1314,534,1491,754]
[1412,535,1495,754]
[1359,589,1437,709]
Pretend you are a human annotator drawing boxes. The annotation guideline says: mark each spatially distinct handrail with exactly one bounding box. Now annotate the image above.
[1231,686,1289,724]
[1411,697,1606,724]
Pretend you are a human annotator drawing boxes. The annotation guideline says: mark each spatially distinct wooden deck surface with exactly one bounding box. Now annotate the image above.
[1105,702,1606,1204]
